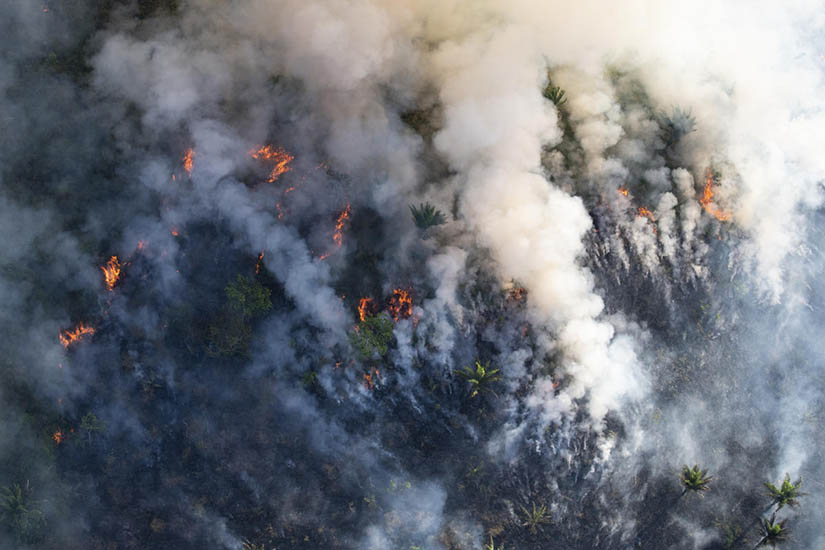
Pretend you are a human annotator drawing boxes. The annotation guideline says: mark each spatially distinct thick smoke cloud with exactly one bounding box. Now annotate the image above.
[2,0,825,549]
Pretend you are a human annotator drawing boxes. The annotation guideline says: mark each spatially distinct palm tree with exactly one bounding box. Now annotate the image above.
[409,202,446,230]
[765,473,805,510]
[457,360,501,398]
[757,514,788,547]
[679,464,712,496]
[0,483,45,542]
[520,501,551,534]
[543,84,567,107]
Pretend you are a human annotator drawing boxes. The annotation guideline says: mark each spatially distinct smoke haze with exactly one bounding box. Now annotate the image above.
[2,0,825,548]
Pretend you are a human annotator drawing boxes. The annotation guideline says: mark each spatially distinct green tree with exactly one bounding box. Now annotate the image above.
[757,514,788,547]
[457,360,501,398]
[543,84,567,107]
[519,501,551,534]
[225,275,272,319]
[349,313,394,359]
[679,464,712,496]
[79,412,105,444]
[0,483,45,543]
[208,275,272,357]
[409,203,446,230]
[765,473,805,510]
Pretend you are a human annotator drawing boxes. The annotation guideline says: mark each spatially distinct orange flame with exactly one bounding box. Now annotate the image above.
[59,322,95,348]
[170,227,180,237]
[508,286,527,302]
[636,207,657,234]
[363,368,380,390]
[53,430,63,445]
[358,297,375,322]
[388,288,412,322]
[700,168,732,221]
[618,187,629,197]
[100,256,121,291]
[333,204,351,248]
[255,250,265,274]
[182,148,194,175]
[250,145,294,182]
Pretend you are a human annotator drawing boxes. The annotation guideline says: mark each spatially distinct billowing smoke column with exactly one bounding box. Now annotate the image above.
[2,0,825,548]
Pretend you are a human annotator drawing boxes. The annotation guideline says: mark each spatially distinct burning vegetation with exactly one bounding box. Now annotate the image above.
[387,288,412,322]
[100,256,121,291]
[249,145,294,182]
[700,168,732,221]
[58,322,95,348]
[182,148,194,175]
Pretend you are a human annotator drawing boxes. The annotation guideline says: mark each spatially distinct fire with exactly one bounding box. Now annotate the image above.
[170,227,180,237]
[333,204,351,247]
[100,256,121,291]
[137,240,147,251]
[618,187,629,197]
[636,207,657,234]
[250,145,294,182]
[700,168,732,221]
[637,207,655,223]
[59,322,95,348]
[508,286,527,302]
[363,368,380,390]
[53,430,63,445]
[182,148,194,175]
[255,250,265,274]
[357,297,375,322]
[388,288,412,322]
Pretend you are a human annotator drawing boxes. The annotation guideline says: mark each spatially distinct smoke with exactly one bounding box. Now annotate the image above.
[2,0,825,548]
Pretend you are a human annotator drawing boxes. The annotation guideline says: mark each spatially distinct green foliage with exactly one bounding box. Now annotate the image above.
[758,514,788,547]
[457,360,501,398]
[225,275,272,319]
[0,483,45,543]
[519,501,551,534]
[349,313,394,359]
[765,473,805,510]
[208,275,272,357]
[301,370,319,387]
[543,83,567,107]
[79,412,105,443]
[409,203,446,230]
[485,536,503,550]
[680,464,712,495]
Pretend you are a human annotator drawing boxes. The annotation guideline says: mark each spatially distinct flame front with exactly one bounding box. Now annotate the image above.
[100,256,121,291]
[358,297,375,322]
[388,288,412,322]
[333,204,351,248]
[363,368,380,390]
[618,187,629,197]
[700,168,732,221]
[182,148,194,175]
[250,145,294,182]
[59,322,95,348]
[53,430,63,445]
